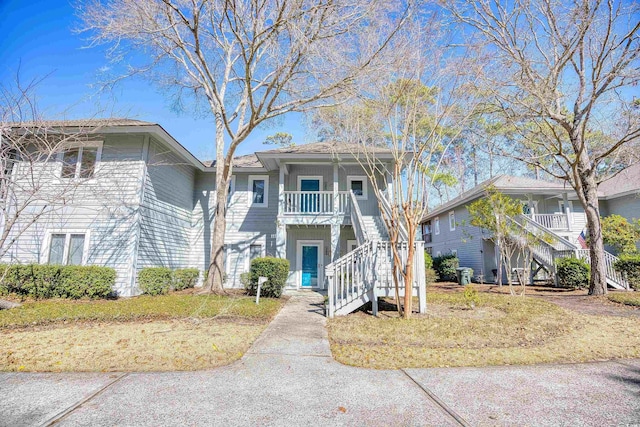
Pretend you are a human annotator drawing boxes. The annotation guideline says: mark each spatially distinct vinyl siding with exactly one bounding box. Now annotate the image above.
[136,138,196,279]
[1,134,146,295]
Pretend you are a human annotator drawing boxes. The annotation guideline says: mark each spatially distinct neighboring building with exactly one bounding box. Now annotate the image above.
[421,172,639,289]
[2,120,426,315]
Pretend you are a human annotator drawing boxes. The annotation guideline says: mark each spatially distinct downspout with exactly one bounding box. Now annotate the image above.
[129,135,150,295]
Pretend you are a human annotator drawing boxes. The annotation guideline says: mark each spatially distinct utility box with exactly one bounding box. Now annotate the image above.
[456,267,472,285]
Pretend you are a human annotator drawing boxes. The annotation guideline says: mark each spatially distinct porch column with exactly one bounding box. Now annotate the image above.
[333,162,339,215]
[276,223,286,258]
[331,223,340,262]
[278,164,286,216]
[386,166,393,200]
[563,192,572,231]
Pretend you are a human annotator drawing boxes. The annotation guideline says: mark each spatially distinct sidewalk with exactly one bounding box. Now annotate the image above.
[2,294,639,426]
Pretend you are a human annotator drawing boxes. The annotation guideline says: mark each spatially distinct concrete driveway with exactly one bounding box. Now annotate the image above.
[2,294,639,426]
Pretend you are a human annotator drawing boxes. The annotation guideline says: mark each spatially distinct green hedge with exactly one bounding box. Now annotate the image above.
[138,267,173,295]
[0,264,115,299]
[614,253,640,290]
[173,268,200,291]
[424,252,433,270]
[556,257,590,289]
[433,254,459,282]
[138,267,201,295]
[245,257,289,298]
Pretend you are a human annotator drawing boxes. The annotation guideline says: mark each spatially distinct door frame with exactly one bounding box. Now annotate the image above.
[296,239,324,289]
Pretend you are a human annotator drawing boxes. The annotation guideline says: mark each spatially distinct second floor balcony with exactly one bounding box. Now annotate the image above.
[280,191,352,224]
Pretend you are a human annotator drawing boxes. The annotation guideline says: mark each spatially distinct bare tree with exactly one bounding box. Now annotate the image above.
[78,0,410,293]
[448,0,640,295]
[0,77,114,262]
[315,19,483,317]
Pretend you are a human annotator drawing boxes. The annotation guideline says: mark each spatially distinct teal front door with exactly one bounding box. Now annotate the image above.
[301,244,320,287]
[300,179,320,212]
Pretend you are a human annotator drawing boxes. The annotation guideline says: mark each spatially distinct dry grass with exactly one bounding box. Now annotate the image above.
[608,292,640,307]
[0,294,284,372]
[328,292,640,369]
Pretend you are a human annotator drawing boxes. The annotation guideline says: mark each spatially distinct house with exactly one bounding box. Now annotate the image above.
[421,171,639,289]
[2,119,426,316]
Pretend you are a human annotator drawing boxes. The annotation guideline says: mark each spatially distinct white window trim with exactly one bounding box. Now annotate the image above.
[297,175,324,192]
[245,241,266,272]
[224,245,231,275]
[434,217,440,235]
[347,175,368,200]
[248,175,269,207]
[449,211,456,231]
[57,141,103,180]
[347,239,358,253]
[41,229,91,265]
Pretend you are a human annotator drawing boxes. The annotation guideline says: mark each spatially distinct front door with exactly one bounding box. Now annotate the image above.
[299,178,320,212]
[298,240,323,288]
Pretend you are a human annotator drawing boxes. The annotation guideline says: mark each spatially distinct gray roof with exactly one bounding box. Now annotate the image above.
[422,174,572,222]
[204,154,262,169]
[6,118,155,128]
[258,141,393,155]
[598,163,640,198]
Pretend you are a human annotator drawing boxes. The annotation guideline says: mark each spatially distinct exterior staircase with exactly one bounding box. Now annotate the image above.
[325,192,426,317]
[509,215,629,290]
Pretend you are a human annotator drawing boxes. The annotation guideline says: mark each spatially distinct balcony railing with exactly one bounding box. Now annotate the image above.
[282,191,351,215]
[530,213,569,230]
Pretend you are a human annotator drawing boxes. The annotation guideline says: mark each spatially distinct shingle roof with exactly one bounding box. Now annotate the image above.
[257,141,393,155]
[598,163,640,198]
[6,118,155,128]
[422,174,571,222]
[204,154,262,168]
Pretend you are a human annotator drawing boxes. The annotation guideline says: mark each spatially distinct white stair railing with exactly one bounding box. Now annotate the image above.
[575,249,629,290]
[378,193,408,240]
[349,191,369,245]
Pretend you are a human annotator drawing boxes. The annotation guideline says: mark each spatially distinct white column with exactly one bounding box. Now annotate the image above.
[333,162,339,215]
[278,164,285,216]
[276,223,286,259]
[330,223,340,262]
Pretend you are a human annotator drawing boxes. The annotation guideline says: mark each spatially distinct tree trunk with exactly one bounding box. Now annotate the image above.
[580,175,607,295]
[403,241,414,319]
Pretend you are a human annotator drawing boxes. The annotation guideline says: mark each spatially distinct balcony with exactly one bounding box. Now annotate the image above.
[280,191,351,225]
[530,213,569,230]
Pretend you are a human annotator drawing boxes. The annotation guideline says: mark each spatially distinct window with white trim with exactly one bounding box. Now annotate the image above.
[347,176,368,199]
[449,211,456,231]
[46,231,89,265]
[434,217,440,235]
[248,175,269,207]
[59,142,103,179]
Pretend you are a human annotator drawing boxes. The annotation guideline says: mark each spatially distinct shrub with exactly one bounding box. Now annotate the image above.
[138,267,173,295]
[245,257,289,298]
[614,253,640,290]
[0,264,115,299]
[556,257,590,289]
[424,252,433,270]
[173,268,200,291]
[432,254,459,282]
[463,284,480,308]
[425,268,437,285]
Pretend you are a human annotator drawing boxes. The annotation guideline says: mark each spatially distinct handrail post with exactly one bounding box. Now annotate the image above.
[327,268,335,318]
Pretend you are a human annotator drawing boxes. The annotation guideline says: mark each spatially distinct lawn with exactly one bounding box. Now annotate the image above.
[327,292,640,369]
[608,292,640,307]
[0,294,284,372]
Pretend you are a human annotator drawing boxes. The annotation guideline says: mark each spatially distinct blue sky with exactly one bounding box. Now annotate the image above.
[0,0,308,161]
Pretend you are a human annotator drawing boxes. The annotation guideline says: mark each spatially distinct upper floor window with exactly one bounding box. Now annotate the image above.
[60,143,102,179]
[45,231,89,265]
[422,221,432,243]
[434,217,440,235]
[248,175,269,207]
[449,211,456,231]
[347,176,367,199]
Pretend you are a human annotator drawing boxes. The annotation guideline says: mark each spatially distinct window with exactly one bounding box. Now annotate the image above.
[59,143,102,179]
[347,240,358,254]
[449,211,456,231]
[434,217,440,235]
[422,221,432,243]
[347,176,368,199]
[45,231,89,265]
[248,175,269,207]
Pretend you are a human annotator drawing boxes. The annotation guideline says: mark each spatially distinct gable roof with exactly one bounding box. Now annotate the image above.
[7,118,155,128]
[258,141,393,155]
[422,174,572,222]
[598,163,640,198]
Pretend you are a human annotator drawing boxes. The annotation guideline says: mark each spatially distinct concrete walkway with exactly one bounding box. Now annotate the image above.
[2,294,640,426]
